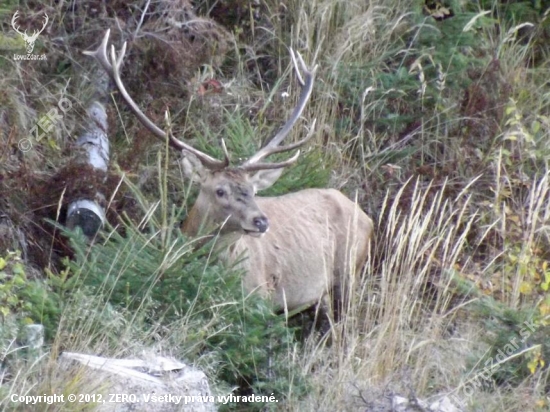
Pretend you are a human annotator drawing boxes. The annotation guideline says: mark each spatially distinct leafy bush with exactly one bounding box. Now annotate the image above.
[0,250,61,340]
[333,6,495,146]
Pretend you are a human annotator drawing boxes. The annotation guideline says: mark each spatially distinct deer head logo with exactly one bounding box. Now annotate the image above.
[11,11,49,54]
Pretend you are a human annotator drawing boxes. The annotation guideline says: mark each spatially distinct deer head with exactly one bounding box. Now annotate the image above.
[12,11,48,54]
[85,30,317,238]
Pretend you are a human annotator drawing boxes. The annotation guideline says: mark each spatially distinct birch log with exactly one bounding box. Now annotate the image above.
[66,101,109,236]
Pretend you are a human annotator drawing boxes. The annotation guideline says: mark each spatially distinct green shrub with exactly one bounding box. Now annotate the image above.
[57,143,316,407]
[0,250,61,340]
[59,216,305,409]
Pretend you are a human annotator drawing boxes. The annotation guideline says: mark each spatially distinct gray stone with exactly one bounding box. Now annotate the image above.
[60,352,216,412]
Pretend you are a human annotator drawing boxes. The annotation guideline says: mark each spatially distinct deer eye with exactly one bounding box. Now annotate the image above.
[216,189,225,198]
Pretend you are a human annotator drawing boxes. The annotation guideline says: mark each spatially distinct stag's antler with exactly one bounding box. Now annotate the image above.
[84,30,317,172]
[84,29,228,170]
[240,50,318,172]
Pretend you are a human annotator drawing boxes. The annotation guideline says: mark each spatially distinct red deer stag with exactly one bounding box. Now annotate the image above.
[85,30,374,315]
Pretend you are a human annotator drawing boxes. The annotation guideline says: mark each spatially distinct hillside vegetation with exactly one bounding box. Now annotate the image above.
[1,0,550,411]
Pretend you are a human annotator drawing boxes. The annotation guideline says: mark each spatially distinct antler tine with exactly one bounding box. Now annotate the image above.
[240,118,316,172]
[84,30,228,170]
[220,138,231,164]
[242,150,302,172]
[241,48,318,169]
[289,48,305,86]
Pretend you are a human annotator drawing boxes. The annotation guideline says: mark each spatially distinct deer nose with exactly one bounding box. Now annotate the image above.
[253,216,269,233]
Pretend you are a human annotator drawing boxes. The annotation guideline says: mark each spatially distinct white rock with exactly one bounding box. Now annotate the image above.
[60,352,216,412]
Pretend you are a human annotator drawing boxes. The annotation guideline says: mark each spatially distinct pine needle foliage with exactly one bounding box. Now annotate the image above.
[58,188,308,410]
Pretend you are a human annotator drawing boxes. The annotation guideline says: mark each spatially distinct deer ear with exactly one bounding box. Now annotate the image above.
[181,151,207,183]
[250,168,285,192]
